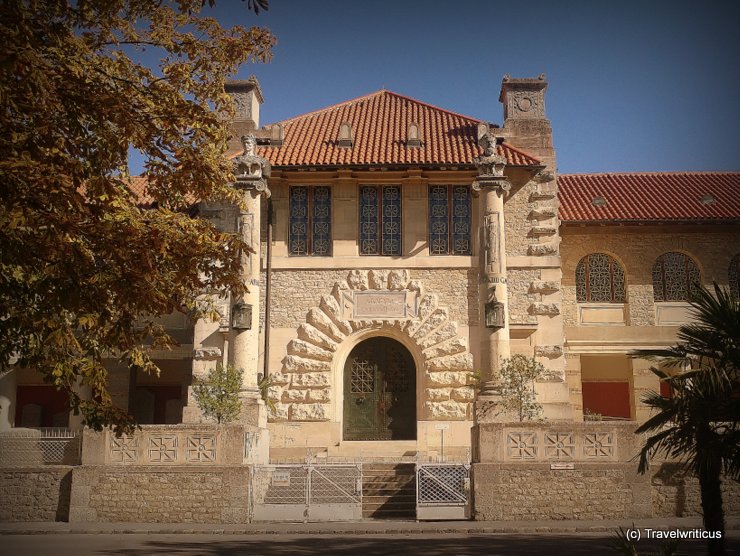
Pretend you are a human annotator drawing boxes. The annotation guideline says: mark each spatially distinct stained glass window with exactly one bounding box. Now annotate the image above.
[575,253,626,303]
[652,252,701,302]
[428,185,471,255]
[289,186,331,256]
[359,186,402,255]
[728,254,739,297]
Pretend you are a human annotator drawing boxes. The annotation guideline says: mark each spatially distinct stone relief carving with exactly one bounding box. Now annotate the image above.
[233,134,271,195]
[528,242,559,256]
[529,302,561,316]
[511,90,544,118]
[232,92,252,120]
[507,432,538,460]
[583,432,614,459]
[147,436,178,463]
[271,270,475,422]
[185,435,217,463]
[484,213,500,274]
[544,432,575,460]
[109,435,139,464]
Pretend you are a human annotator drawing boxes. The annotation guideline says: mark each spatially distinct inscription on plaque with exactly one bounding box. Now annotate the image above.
[353,291,408,319]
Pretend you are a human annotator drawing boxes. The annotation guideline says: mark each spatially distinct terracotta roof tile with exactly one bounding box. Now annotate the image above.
[254,90,540,167]
[559,172,740,223]
[125,176,154,207]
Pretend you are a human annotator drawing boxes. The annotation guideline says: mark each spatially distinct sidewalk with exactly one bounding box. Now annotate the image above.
[1,517,739,536]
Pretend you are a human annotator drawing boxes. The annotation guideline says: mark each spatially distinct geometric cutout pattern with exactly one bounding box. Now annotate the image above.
[289,186,332,256]
[652,252,701,302]
[350,359,375,393]
[109,434,139,464]
[583,432,614,458]
[147,435,178,463]
[506,432,538,460]
[544,432,575,459]
[429,185,472,255]
[185,435,217,463]
[576,253,626,303]
[417,464,469,505]
[359,185,402,255]
[384,346,410,392]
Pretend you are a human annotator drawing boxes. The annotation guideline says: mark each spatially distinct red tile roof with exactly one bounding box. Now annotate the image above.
[559,172,740,223]
[252,90,541,168]
[126,176,153,207]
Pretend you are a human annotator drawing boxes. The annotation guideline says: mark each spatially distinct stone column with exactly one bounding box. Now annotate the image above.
[231,185,266,426]
[472,129,512,422]
[230,134,271,428]
[0,368,16,431]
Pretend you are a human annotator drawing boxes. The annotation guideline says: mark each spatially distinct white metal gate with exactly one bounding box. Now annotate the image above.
[251,463,363,522]
[416,463,471,520]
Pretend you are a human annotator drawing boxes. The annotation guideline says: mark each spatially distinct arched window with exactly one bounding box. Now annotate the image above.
[729,254,740,297]
[652,252,701,302]
[575,253,626,303]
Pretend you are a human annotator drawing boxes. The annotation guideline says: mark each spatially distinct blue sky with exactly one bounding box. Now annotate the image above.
[129,0,740,174]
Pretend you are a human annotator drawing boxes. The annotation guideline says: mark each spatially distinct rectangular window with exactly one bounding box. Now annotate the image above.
[289,186,332,256]
[359,185,402,255]
[428,185,471,255]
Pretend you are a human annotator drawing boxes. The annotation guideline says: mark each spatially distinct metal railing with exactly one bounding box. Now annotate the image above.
[0,428,82,466]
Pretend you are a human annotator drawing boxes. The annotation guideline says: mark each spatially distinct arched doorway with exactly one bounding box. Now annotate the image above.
[343,337,416,441]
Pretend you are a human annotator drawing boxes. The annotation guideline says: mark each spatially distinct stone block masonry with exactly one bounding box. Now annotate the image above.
[68,465,251,524]
[472,462,652,520]
[0,467,72,522]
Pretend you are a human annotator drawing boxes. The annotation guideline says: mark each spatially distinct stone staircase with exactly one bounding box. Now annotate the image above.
[362,463,416,519]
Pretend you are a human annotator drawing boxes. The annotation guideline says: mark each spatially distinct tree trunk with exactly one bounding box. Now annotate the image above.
[698,456,725,555]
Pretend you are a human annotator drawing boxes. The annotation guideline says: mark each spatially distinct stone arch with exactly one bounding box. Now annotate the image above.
[268,269,475,423]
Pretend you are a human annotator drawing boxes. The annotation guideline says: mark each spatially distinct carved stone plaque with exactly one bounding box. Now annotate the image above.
[352,291,410,319]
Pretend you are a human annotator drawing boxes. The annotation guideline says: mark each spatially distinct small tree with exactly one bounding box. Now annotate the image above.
[497,355,545,422]
[192,363,243,424]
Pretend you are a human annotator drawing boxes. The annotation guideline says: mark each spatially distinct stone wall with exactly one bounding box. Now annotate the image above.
[268,269,476,422]
[507,268,540,325]
[651,463,740,518]
[269,268,477,328]
[561,227,740,327]
[472,462,652,520]
[69,465,250,523]
[0,467,72,522]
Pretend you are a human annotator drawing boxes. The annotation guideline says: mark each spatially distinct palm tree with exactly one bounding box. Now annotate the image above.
[632,284,739,556]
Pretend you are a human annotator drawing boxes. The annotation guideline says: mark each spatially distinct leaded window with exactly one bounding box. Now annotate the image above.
[729,254,740,297]
[288,186,331,256]
[575,253,626,303]
[428,185,471,255]
[652,252,701,302]
[359,185,401,255]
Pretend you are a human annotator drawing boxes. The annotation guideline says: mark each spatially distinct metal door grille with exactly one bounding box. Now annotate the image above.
[416,463,470,520]
[252,463,362,522]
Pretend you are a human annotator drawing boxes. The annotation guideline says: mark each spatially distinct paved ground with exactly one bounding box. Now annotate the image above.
[2,531,738,555]
[1,518,738,555]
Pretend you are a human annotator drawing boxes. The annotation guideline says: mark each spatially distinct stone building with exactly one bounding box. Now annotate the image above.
[2,74,739,523]
[4,74,740,450]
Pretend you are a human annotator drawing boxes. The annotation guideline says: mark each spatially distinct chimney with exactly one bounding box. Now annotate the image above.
[499,73,548,122]
[498,74,553,164]
[225,76,264,142]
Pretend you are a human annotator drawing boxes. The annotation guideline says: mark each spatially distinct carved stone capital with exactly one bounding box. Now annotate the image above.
[471,178,511,197]
[235,177,271,198]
